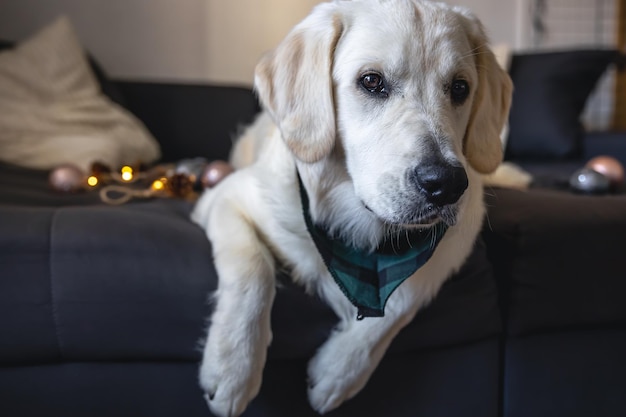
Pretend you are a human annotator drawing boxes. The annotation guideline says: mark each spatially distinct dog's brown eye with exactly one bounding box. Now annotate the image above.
[450,79,469,105]
[360,73,387,97]
[362,74,382,89]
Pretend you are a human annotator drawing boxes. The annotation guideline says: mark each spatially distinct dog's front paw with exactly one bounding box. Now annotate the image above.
[306,334,376,414]
[199,337,266,417]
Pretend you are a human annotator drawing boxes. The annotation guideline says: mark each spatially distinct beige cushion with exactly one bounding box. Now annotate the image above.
[0,16,161,172]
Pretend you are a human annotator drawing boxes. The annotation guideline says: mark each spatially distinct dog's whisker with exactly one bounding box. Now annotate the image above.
[460,43,490,60]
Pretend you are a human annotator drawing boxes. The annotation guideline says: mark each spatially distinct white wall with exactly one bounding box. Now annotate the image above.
[0,0,211,82]
[204,0,322,85]
[447,0,525,49]
[0,0,526,85]
[0,0,321,85]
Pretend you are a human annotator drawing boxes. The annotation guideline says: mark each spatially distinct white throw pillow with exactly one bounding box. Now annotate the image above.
[0,16,161,172]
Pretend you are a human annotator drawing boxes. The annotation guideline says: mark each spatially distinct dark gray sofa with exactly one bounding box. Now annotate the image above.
[1,50,626,416]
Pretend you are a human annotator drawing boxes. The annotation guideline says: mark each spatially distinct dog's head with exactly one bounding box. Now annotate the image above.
[255,0,512,228]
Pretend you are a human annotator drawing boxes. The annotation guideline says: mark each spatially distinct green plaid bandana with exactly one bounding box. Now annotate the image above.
[299,173,448,319]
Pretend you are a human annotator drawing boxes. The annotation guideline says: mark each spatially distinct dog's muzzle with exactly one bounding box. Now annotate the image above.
[412,160,468,208]
[395,158,469,227]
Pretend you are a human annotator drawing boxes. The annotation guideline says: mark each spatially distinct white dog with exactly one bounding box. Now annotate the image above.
[191,1,512,416]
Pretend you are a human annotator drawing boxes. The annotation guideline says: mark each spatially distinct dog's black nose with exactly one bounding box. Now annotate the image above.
[413,162,468,207]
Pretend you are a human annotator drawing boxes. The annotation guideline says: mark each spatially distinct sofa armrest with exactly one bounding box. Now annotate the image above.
[483,187,626,336]
[115,81,261,162]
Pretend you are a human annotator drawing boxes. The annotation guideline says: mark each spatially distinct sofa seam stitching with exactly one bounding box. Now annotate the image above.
[49,207,64,360]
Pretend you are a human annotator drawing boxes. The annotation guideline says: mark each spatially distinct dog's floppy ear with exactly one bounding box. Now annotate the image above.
[456,8,513,174]
[254,3,343,163]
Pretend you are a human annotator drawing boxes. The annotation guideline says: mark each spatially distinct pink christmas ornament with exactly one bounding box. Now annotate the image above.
[585,156,625,189]
[201,160,234,188]
[49,164,86,193]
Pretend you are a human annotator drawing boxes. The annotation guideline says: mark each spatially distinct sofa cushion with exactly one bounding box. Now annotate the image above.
[0,162,500,364]
[503,329,626,417]
[484,187,626,336]
[115,82,261,162]
[583,131,626,167]
[0,198,216,364]
[0,342,502,417]
[0,16,160,171]
[505,49,617,161]
[0,209,499,364]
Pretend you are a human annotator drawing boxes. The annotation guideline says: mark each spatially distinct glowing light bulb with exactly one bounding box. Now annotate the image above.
[87,176,99,187]
[120,166,134,182]
[151,179,165,191]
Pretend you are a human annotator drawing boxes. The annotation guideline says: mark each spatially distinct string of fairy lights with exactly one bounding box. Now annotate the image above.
[48,158,234,204]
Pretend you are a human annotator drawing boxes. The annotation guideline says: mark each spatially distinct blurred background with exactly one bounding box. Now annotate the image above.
[0,0,623,128]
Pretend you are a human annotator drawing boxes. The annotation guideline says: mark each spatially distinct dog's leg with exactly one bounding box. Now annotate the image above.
[199,203,276,417]
[306,309,410,414]
[307,271,446,414]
